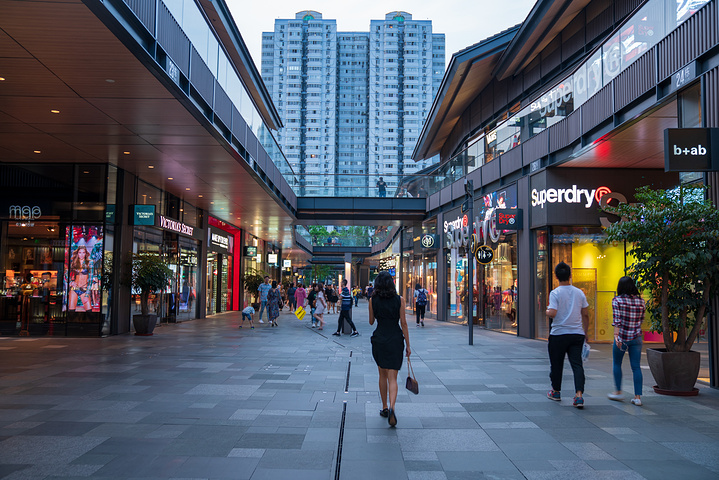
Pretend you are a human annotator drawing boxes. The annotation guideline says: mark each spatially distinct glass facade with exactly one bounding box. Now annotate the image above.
[0,164,108,337]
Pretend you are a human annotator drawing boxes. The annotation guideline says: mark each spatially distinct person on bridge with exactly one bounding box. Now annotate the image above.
[333,279,359,337]
[369,271,411,427]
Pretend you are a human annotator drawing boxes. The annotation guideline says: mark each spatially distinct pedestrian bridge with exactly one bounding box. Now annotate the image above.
[295,197,427,226]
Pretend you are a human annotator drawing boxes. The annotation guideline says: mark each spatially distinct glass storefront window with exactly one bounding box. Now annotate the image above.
[479,234,518,334]
[534,229,550,340]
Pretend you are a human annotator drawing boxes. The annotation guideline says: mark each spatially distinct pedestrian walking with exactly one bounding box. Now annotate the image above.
[294,283,307,313]
[240,305,255,329]
[608,276,645,406]
[353,286,361,306]
[369,271,411,427]
[545,262,589,408]
[414,283,428,327]
[307,284,318,327]
[328,285,338,314]
[257,276,271,324]
[314,282,327,330]
[333,279,359,337]
[287,283,297,312]
[267,281,281,327]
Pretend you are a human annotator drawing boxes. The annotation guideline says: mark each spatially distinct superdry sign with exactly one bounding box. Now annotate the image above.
[495,209,523,230]
[531,185,611,209]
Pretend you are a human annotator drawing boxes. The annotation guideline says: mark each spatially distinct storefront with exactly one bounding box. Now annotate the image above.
[129,182,204,326]
[0,163,108,336]
[442,185,520,332]
[206,219,241,315]
[530,168,679,341]
[241,233,281,308]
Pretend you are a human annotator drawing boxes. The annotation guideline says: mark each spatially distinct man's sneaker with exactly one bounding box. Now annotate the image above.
[259,320,264,324]
[547,390,561,401]
[250,326,254,329]
[421,320,424,327]
[416,323,420,327]
[573,396,584,408]
[332,332,341,336]
[311,324,316,328]
[351,331,359,337]
[607,392,624,401]
[631,398,642,406]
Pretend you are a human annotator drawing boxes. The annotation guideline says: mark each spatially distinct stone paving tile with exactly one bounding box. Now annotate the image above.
[0,306,718,480]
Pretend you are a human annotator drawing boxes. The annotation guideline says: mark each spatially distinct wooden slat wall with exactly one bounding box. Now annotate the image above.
[190,47,214,106]
[123,0,156,35]
[549,109,581,152]
[214,81,232,127]
[157,1,189,75]
[657,1,718,81]
[614,49,656,111]
[581,84,612,134]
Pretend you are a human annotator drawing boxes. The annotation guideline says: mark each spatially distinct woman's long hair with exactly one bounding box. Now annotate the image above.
[616,276,640,296]
[70,246,89,271]
[372,271,397,298]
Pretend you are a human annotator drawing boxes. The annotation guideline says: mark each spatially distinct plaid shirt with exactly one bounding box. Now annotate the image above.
[612,294,645,342]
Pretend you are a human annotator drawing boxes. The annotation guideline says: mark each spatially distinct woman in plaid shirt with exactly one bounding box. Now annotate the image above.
[608,276,645,406]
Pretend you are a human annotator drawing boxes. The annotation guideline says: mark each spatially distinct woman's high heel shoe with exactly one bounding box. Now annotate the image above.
[388,408,397,427]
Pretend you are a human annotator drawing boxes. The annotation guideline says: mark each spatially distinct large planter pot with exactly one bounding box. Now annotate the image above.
[646,348,700,396]
[133,314,157,336]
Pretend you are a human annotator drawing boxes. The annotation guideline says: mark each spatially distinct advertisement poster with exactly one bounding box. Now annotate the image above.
[63,225,104,314]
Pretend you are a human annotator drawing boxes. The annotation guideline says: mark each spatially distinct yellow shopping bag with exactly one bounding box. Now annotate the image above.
[294,306,306,320]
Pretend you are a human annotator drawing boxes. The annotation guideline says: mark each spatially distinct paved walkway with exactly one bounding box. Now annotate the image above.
[1,301,718,479]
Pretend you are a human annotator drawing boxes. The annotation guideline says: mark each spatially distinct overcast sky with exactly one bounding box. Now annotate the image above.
[226,0,537,70]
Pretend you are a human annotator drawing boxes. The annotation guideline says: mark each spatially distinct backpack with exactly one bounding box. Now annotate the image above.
[416,289,427,306]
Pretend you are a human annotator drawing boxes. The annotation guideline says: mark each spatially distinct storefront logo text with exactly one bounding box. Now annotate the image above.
[159,215,194,236]
[211,232,229,249]
[9,205,41,220]
[531,185,611,209]
[445,209,500,250]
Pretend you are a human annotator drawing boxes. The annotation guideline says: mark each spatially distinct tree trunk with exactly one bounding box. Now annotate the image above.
[661,272,673,351]
[141,291,150,316]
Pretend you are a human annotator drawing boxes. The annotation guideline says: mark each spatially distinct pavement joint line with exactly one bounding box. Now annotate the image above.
[335,401,347,480]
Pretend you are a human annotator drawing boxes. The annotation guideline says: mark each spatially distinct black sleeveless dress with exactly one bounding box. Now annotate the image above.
[370,295,405,370]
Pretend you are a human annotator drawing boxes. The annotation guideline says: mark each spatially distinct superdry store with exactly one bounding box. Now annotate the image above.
[528,168,679,342]
[442,184,520,333]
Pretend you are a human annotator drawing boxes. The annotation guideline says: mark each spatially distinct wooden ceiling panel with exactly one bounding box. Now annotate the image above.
[139,134,221,146]
[0,96,117,125]
[128,124,213,137]
[0,28,32,58]
[87,98,199,126]
[36,123,136,136]
[0,58,76,97]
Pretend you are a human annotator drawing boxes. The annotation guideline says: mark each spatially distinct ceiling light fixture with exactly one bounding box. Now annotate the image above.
[0,77,5,81]
[148,165,154,169]
[33,150,41,154]
[210,201,215,205]
[123,151,130,155]
[50,109,60,114]
[186,187,190,190]
[168,177,173,180]
[83,171,89,174]
[105,79,115,83]
[198,195,203,198]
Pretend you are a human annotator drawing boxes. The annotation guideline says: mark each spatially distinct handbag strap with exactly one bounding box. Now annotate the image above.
[406,356,416,380]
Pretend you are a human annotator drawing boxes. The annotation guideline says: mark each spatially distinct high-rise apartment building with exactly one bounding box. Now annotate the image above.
[262,11,444,196]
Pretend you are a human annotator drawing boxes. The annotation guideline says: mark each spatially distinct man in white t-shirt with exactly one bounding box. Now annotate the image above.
[546,262,589,408]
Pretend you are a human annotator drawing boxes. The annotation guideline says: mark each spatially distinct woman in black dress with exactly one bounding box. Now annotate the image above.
[369,271,411,427]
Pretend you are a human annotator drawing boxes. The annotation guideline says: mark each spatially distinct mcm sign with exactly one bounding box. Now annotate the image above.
[9,205,42,220]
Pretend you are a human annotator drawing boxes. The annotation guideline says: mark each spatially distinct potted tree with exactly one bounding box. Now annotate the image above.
[127,253,173,336]
[604,185,719,394]
[242,268,266,309]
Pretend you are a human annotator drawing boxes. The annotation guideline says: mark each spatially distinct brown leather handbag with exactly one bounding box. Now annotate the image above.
[405,356,419,395]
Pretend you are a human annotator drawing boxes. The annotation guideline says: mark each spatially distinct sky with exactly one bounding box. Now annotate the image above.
[226,0,537,70]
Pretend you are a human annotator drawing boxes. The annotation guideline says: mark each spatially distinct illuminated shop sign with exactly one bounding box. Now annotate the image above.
[664,128,719,172]
[208,226,231,254]
[132,205,155,225]
[267,253,278,265]
[9,205,41,220]
[495,209,523,230]
[158,215,194,236]
[421,234,438,249]
[444,209,501,250]
[243,246,257,257]
[283,259,292,268]
[531,185,612,209]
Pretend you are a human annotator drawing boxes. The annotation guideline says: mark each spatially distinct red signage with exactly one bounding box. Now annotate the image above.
[495,209,523,230]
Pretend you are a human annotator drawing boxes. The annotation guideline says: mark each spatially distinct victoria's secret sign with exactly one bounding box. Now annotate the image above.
[159,215,194,236]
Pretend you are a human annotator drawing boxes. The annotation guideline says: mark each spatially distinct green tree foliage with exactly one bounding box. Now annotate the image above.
[242,268,266,304]
[310,264,333,284]
[127,253,174,316]
[604,186,719,352]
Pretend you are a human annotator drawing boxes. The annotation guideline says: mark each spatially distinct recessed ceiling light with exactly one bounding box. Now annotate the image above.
[83,171,89,174]
[50,109,60,114]
[185,187,190,191]
[148,165,154,169]
[198,195,203,198]
[105,79,115,83]
[123,151,130,155]
[33,150,41,154]
[211,201,214,205]
[180,208,184,212]
[168,177,173,180]
[0,77,6,81]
